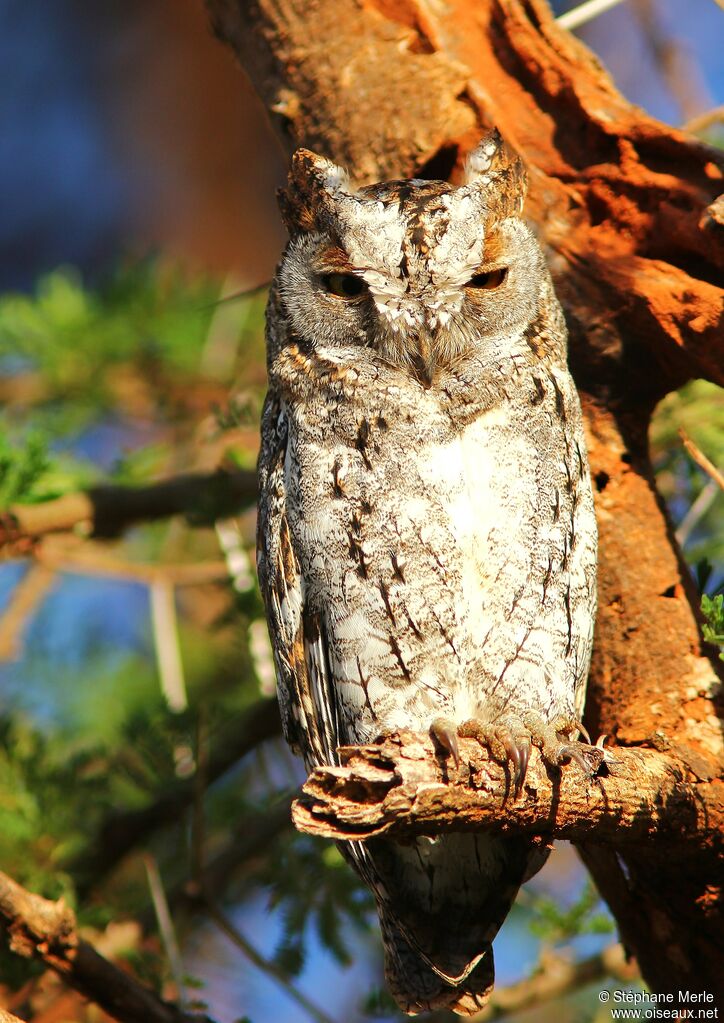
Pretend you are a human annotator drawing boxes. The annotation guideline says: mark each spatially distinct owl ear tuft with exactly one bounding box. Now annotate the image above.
[462,130,528,222]
[278,148,352,234]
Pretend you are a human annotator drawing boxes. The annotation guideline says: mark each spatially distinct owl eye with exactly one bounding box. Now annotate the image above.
[466,268,508,290]
[321,272,367,299]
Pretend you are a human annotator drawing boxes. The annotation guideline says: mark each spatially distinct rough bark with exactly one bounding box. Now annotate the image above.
[292,732,722,847]
[205,0,724,997]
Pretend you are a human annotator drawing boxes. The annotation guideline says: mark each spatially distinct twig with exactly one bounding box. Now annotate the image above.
[0,563,56,660]
[35,537,233,586]
[138,798,293,932]
[151,580,188,713]
[186,711,336,1023]
[679,428,724,491]
[215,517,255,592]
[0,870,215,1023]
[684,105,724,135]
[556,0,627,30]
[1,469,257,552]
[631,0,712,123]
[675,478,719,548]
[468,944,637,1021]
[203,900,339,1023]
[144,854,187,1004]
[292,731,721,847]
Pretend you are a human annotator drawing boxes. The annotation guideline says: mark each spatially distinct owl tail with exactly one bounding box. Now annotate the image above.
[379,908,495,1015]
[349,832,549,1016]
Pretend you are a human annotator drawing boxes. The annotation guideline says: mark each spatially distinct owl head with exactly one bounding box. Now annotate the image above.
[274,131,550,387]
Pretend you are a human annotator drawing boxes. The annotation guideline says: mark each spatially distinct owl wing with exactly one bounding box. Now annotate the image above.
[257,390,340,770]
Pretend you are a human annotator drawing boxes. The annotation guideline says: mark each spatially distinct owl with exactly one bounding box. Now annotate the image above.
[257,130,598,1015]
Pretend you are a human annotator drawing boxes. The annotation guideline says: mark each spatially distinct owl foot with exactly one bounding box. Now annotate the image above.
[449,713,607,798]
[521,712,607,778]
[458,717,532,799]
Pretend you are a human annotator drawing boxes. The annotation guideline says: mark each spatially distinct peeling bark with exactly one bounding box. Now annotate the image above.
[292,732,722,847]
[205,0,724,996]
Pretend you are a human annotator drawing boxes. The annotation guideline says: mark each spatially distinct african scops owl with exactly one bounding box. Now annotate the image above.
[257,130,598,1015]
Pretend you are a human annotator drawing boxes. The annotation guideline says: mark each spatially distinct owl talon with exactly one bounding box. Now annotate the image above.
[515,740,531,797]
[430,717,460,767]
[571,718,592,745]
[458,718,531,797]
[555,742,598,775]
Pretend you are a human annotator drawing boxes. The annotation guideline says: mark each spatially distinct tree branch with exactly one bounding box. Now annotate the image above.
[0,469,257,555]
[0,870,216,1023]
[291,731,721,847]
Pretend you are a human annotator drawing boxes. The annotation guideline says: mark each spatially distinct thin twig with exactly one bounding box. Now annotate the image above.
[144,854,188,1003]
[684,105,724,135]
[151,579,188,713]
[204,900,339,1023]
[676,478,719,548]
[556,0,627,30]
[71,697,281,898]
[679,429,724,491]
[186,710,337,1023]
[35,538,232,587]
[0,563,56,660]
[631,0,712,123]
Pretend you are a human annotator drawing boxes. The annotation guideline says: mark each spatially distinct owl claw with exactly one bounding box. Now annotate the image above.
[458,718,531,798]
[515,740,531,797]
[523,713,607,777]
[430,717,460,767]
[571,718,592,745]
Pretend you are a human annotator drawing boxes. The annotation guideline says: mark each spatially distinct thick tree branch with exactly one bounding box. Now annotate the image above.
[0,871,216,1023]
[0,469,257,556]
[291,731,722,847]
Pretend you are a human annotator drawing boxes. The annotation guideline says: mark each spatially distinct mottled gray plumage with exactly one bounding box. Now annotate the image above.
[257,131,598,1014]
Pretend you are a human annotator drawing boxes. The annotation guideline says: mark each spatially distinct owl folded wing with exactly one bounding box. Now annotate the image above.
[257,394,340,770]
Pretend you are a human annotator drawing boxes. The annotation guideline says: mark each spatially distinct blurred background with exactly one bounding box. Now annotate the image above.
[0,1,722,1021]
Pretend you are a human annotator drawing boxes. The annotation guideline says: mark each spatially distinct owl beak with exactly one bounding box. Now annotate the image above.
[410,328,436,389]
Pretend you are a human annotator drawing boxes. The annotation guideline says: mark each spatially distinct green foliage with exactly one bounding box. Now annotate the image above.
[0,263,216,386]
[0,428,49,506]
[701,593,724,660]
[0,420,102,508]
[261,834,374,974]
[0,261,267,452]
[527,881,614,944]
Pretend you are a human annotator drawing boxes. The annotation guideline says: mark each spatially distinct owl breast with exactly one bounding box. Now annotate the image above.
[281,357,595,748]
